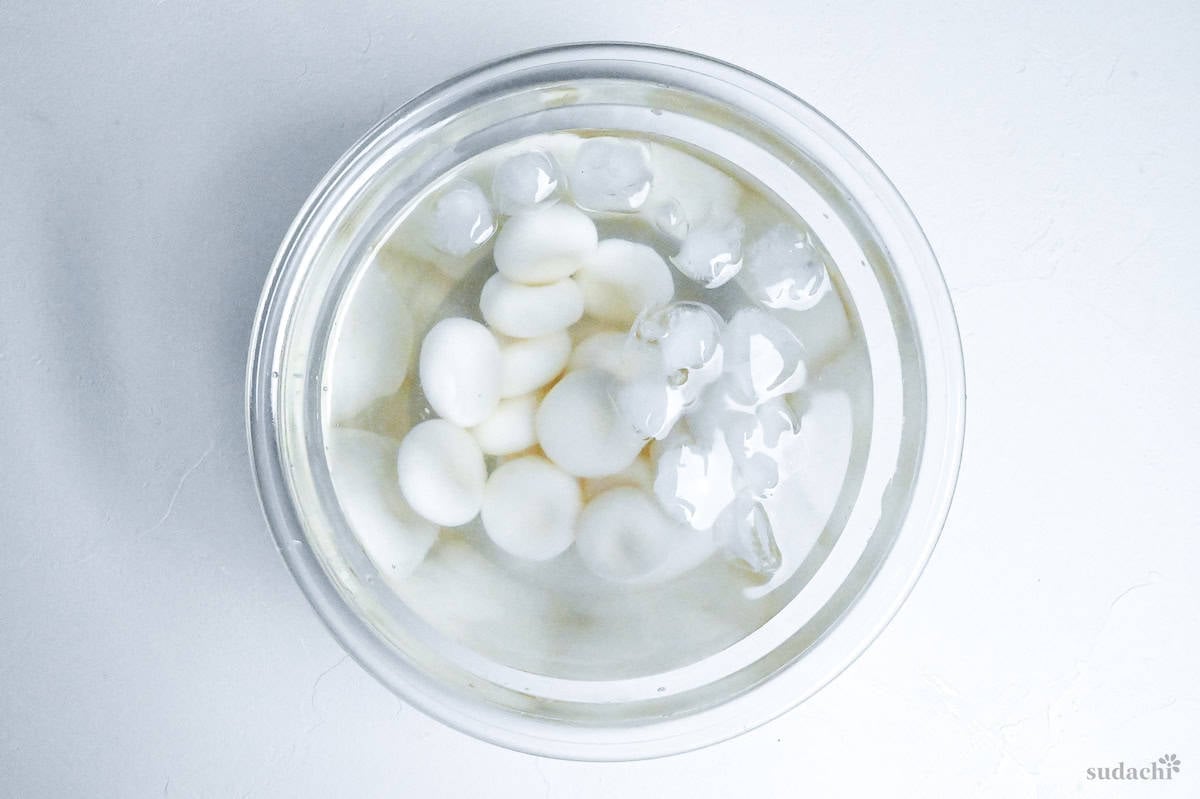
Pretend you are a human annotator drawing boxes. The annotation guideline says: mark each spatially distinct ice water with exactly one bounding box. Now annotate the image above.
[323,132,871,679]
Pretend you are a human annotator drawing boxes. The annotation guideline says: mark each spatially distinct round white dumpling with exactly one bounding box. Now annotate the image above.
[642,142,742,233]
[396,419,487,527]
[497,330,571,397]
[470,393,538,456]
[535,368,646,478]
[568,330,660,383]
[575,487,675,581]
[575,239,675,327]
[418,318,501,427]
[327,428,438,585]
[567,331,647,380]
[481,456,581,561]
[720,307,807,405]
[492,204,597,284]
[479,274,584,338]
[329,265,413,422]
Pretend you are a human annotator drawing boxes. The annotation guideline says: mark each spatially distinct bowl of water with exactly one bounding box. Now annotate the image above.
[247,43,965,760]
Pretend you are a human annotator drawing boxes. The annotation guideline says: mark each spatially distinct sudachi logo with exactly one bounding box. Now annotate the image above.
[1086,753,1181,781]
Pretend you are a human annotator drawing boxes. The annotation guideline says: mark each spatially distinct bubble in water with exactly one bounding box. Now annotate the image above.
[425,180,496,257]
[653,426,736,531]
[740,224,829,310]
[492,150,560,215]
[713,496,781,577]
[632,301,725,405]
[721,308,807,406]
[571,137,653,213]
[670,218,745,288]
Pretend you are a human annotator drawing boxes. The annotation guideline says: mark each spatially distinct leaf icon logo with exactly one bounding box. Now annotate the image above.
[1157,753,1181,773]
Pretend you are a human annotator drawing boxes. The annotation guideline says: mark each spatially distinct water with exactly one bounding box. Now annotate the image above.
[324,131,871,678]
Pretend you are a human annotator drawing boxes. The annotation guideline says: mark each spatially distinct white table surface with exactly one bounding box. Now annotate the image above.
[3,1,1198,796]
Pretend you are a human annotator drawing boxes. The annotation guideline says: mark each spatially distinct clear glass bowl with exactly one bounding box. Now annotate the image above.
[246,43,965,760]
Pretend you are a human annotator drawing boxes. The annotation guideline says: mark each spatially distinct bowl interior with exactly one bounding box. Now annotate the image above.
[249,44,963,759]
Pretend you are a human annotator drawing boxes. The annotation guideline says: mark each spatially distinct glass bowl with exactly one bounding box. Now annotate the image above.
[246,43,965,760]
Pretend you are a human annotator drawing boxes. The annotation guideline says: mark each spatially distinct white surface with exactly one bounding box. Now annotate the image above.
[2,1,1198,796]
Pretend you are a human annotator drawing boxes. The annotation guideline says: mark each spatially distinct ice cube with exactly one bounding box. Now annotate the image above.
[329,265,414,422]
[491,149,560,215]
[425,180,496,257]
[327,428,438,586]
[722,397,803,498]
[740,224,829,311]
[670,218,745,288]
[721,308,807,406]
[761,400,804,483]
[652,197,689,240]
[653,427,736,530]
[737,453,782,499]
[613,372,686,440]
[713,496,781,577]
[570,137,653,213]
[632,301,725,404]
[721,405,775,480]
[683,387,801,501]
[752,397,803,450]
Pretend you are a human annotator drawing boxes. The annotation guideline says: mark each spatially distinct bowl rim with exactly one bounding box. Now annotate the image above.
[246,41,966,761]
